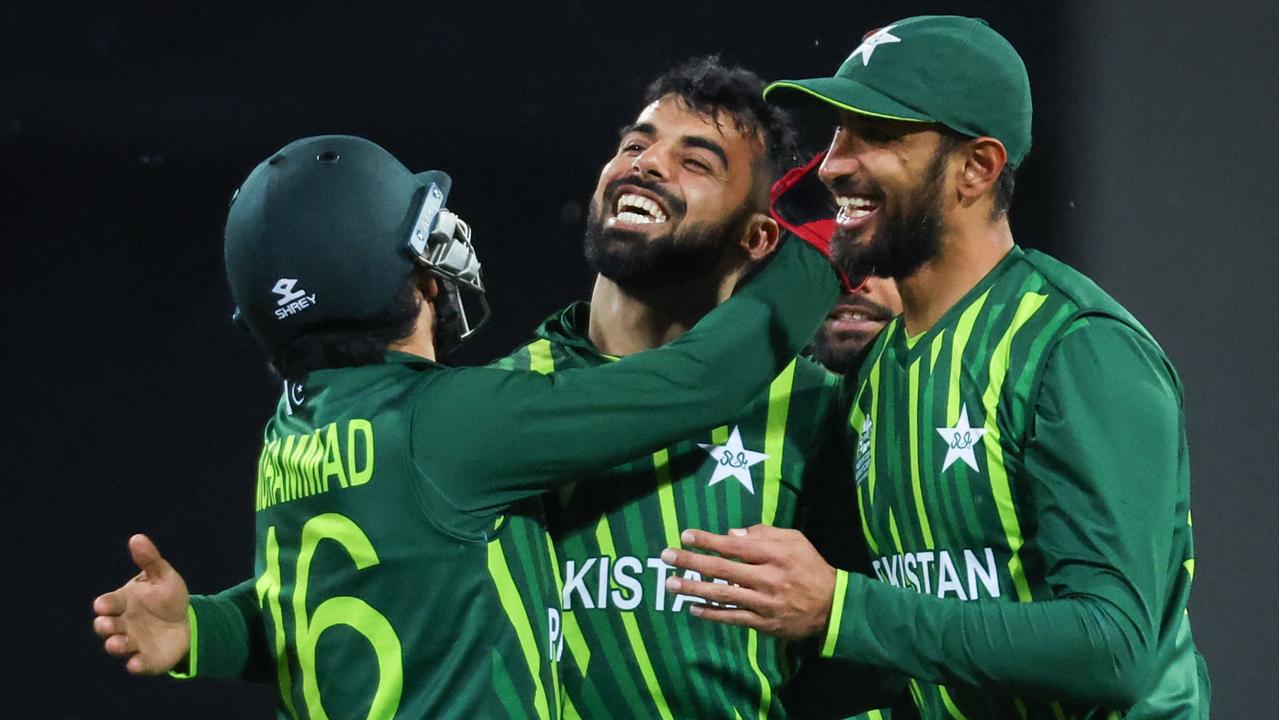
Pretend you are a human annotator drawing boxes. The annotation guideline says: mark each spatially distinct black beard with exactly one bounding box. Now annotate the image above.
[832,148,948,281]
[810,331,867,375]
[584,178,749,291]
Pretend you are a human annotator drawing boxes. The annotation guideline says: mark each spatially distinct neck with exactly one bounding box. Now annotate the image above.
[897,218,1015,337]
[587,265,744,356]
[387,334,436,362]
[387,296,438,361]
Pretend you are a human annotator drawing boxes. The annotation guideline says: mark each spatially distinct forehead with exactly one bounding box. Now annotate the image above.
[839,110,937,139]
[630,95,764,165]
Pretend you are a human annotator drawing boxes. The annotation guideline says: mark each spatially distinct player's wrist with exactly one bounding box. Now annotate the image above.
[168,604,197,678]
[818,569,850,658]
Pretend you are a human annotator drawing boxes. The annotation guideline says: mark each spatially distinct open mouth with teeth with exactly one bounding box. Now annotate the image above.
[612,191,670,225]
[835,195,879,227]
[825,302,890,334]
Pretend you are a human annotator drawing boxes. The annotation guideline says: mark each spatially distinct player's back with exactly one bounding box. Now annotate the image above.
[252,354,561,720]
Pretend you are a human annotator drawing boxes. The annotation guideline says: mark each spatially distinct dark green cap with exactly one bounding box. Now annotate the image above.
[765,15,1032,167]
[224,135,452,354]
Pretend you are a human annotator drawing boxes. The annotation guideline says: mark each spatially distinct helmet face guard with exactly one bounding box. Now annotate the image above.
[405,182,491,349]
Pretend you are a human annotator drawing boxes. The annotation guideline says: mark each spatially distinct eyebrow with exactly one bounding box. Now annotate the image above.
[618,121,730,171]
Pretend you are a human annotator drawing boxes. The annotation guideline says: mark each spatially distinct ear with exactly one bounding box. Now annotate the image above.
[738,213,781,261]
[956,137,1007,204]
[414,270,441,302]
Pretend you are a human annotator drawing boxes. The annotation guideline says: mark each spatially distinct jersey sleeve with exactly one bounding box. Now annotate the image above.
[174,580,275,682]
[411,238,840,514]
[818,317,1185,708]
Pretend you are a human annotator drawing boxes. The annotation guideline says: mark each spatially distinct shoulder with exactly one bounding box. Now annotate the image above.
[1019,250,1149,332]
[1015,250,1175,375]
[487,340,539,371]
[1050,314,1178,379]
[1035,315,1183,415]
[990,249,1170,367]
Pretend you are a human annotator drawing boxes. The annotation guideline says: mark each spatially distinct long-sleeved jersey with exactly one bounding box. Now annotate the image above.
[823,246,1209,718]
[177,238,840,719]
[495,302,861,719]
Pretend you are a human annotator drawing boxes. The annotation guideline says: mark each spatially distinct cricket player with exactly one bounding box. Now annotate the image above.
[493,59,885,719]
[802,275,912,720]
[664,15,1209,719]
[810,278,902,375]
[91,134,842,718]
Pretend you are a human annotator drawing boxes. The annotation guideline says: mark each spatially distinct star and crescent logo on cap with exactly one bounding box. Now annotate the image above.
[848,24,902,66]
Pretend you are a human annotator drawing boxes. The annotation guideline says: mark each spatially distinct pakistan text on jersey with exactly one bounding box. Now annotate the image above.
[872,547,1002,601]
[562,555,734,613]
[255,420,375,511]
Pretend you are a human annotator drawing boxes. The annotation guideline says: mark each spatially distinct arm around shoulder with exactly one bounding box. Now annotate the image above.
[412,238,841,511]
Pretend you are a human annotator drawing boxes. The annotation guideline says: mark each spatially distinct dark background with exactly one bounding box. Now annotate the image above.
[4,1,1273,717]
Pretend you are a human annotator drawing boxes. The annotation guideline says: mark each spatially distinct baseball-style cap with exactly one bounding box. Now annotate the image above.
[224,135,454,354]
[764,15,1033,167]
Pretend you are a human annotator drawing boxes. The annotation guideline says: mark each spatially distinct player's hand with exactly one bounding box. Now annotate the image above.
[661,525,836,640]
[92,534,191,675]
[769,151,859,292]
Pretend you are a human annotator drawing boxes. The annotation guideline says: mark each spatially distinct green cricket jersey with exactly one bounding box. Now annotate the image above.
[822,247,1208,718]
[495,301,858,720]
[178,238,841,719]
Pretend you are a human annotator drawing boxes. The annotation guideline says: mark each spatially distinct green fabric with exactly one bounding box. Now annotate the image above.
[764,15,1033,167]
[829,247,1207,718]
[177,237,840,719]
[183,580,274,682]
[502,301,871,719]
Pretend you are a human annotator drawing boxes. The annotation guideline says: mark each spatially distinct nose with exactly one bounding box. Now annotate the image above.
[817,127,864,190]
[852,276,879,296]
[631,142,671,181]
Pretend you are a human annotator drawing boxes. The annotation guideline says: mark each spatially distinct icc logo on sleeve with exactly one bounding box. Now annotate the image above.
[854,416,872,486]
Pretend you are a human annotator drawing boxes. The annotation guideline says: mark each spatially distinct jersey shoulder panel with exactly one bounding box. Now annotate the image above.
[1018,250,1181,401]
[1020,249,1152,337]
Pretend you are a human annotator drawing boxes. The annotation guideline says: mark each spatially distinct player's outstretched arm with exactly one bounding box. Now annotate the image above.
[92,534,191,675]
[414,237,842,509]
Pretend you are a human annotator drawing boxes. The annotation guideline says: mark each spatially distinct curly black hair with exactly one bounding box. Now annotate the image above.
[643,56,799,192]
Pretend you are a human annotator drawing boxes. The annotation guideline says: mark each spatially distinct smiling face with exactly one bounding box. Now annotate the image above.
[819,111,960,281]
[584,95,766,290]
[811,276,903,374]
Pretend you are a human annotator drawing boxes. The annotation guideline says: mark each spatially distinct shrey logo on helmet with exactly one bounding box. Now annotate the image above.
[271,277,318,319]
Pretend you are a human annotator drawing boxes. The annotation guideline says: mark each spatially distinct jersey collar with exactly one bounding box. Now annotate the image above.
[890,245,1025,364]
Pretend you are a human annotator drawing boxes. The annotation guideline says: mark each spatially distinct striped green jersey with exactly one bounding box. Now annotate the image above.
[179,238,843,719]
[496,302,861,720]
[822,247,1208,718]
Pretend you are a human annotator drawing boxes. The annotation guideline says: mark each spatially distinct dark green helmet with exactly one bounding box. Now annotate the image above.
[224,135,489,355]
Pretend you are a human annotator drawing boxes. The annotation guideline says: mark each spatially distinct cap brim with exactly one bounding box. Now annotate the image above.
[764,78,934,124]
